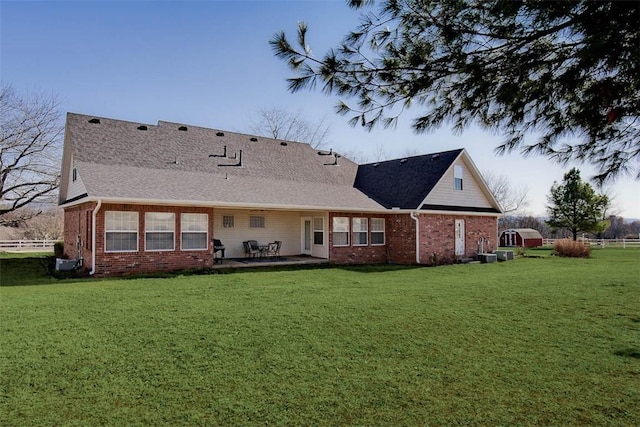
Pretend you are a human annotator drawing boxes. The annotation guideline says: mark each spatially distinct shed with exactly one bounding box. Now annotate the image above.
[499,228,544,248]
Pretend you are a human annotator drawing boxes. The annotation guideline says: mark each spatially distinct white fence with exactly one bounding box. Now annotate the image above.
[0,240,57,251]
[543,238,640,248]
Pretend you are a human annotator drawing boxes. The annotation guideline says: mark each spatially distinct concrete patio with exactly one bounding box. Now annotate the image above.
[211,255,329,270]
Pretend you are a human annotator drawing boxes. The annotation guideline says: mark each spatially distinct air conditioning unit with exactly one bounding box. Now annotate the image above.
[55,258,78,271]
[477,253,497,263]
[494,250,514,261]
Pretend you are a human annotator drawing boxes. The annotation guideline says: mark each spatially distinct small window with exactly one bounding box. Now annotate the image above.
[332,217,349,246]
[222,215,235,228]
[371,218,385,245]
[454,165,463,191]
[105,211,138,252]
[313,217,324,245]
[352,218,368,246]
[181,213,208,250]
[249,215,265,228]
[145,212,175,251]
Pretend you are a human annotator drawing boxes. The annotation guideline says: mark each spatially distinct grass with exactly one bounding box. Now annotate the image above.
[1,248,639,425]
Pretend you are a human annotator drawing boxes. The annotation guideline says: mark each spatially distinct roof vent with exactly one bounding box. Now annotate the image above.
[431,154,440,160]
[400,158,408,164]
[88,118,100,124]
[250,137,258,142]
[216,132,224,136]
[178,126,188,131]
[280,141,288,146]
[373,163,379,167]
[137,125,148,131]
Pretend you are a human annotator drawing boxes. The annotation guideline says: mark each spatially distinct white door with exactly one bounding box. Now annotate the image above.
[301,218,312,255]
[455,219,465,257]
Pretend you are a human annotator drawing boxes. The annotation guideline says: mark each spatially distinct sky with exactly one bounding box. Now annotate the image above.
[2,0,638,219]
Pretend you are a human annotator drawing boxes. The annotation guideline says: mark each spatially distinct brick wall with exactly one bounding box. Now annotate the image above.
[418,214,497,265]
[328,212,497,266]
[63,202,97,271]
[65,203,216,276]
[386,213,417,264]
[328,212,390,264]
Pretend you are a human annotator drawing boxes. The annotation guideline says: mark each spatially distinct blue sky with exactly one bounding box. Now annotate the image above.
[2,0,638,218]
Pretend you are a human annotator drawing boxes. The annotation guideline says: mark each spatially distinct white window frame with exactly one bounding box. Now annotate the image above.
[371,218,385,246]
[145,212,175,251]
[332,217,350,247]
[352,218,368,246]
[454,165,463,191]
[222,215,234,228]
[313,217,324,245]
[249,215,265,229]
[181,213,208,251]
[105,211,138,253]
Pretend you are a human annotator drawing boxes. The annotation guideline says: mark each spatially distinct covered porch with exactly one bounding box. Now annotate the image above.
[213,208,329,260]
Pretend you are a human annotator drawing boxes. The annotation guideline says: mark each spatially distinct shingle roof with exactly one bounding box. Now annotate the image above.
[504,228,544,239]
[354,149,464,209]
[62,113,383,211]
[61,113,499,215]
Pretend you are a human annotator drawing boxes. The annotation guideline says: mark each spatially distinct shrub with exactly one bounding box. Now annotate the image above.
[53,241,64,258]
[553,239,590,258]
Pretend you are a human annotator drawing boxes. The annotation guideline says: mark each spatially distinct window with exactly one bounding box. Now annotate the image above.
[371,218,385,245]
[72,167,77,182]
[249,215,265,228]
[181,213,208,250]
[332,217,349,246]
[222,215,234,228]
[105,211,138,252]
[352,218,368,246]
[454,165,463,191]
[145,212,175,251]
[313,217,324,245]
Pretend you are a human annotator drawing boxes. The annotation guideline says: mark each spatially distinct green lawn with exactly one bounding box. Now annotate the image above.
[1,249,639,425]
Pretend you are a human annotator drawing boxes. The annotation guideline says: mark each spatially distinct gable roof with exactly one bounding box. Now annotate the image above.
[59,113,383,211]
[354,149,463,209]
[502,228,543,239]
[59,113,502,215]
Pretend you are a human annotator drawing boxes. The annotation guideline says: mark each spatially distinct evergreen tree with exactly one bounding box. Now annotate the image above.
[546,168,609,240]
[271,0,640,182]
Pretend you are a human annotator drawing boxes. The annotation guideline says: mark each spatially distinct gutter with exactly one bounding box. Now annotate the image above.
[410,211,420,264]
[89,199,102,276]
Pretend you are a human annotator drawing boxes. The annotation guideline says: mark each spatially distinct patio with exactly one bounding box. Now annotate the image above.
[211,255,329,270]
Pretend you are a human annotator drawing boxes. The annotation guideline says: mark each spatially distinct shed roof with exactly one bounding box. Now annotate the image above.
[503,228,544,239]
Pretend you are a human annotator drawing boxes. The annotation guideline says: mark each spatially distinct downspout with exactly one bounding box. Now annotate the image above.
[410,211,420,264]
[89,199,102,276]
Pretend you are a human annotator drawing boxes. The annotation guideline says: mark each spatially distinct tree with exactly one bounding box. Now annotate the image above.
[483,171,528,214]
[545,168,608,240]
[0,84,63,225]
[271,1,640,182]
[603,215,629,239]
[249,107,331,149]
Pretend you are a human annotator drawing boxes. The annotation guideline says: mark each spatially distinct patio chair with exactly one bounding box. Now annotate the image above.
[243,241,259,258]
[273,240,282,259]
[266,242,278,258]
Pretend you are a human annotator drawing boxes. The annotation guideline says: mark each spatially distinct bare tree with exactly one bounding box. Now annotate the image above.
[249,107,330,149]
[22,207,63,240]
[0,84,63,225]
[483,171,529,214]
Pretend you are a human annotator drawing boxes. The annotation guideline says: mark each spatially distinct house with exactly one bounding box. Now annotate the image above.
[58,113,503,276]
[499,228,544,248]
